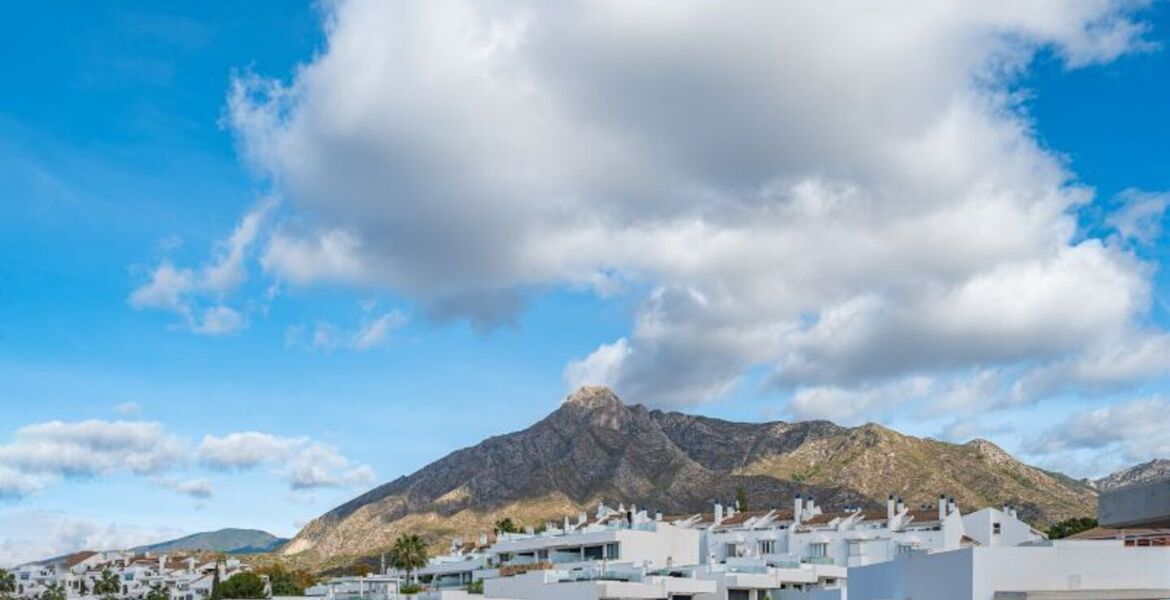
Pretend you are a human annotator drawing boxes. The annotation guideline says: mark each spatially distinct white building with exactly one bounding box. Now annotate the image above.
[662,495,1043,600]
[848,539,1170,600]
[12,552,256,600]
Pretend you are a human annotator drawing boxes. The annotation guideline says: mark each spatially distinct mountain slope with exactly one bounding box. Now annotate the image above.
[134,529,287,554]
[1096,459,1170,491]
[284,387,1095,567]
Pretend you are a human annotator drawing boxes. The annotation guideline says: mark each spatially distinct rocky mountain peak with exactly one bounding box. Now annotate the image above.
[563,385,623,409]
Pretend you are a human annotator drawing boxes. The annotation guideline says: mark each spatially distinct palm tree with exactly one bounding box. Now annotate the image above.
[95,569,121,599]
[390,534,428,584]
[146,583,170,600]
[40,583,67,600]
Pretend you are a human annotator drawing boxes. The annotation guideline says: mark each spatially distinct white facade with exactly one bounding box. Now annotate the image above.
[11,553,256,600]
[849,540,1170,600]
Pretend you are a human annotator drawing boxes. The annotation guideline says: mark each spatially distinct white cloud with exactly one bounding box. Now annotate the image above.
[1027,396,1170,478]
[0,421,187,496]
[198,432,374,490]
[190,305,245,336]
[0,511,182,568]
[1108,188,1170,244]
[351,311,407,350]
[286,311,407,352]
[113,402,142,416]
[129,200,274,336]
[152,477,214,499]
[218,0,1165,414]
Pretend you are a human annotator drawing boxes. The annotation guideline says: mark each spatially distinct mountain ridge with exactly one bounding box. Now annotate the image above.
[282,387,1097,567]
[134,528,287,554]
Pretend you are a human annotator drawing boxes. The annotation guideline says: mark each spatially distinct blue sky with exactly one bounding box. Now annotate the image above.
[1,0,1168,565]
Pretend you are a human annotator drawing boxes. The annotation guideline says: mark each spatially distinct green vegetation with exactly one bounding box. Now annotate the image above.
[146,583,170,600]
[399,583,421,595]
[493,518,520,534]
[1047,517,1098,539]
[218,573,268,599]
[465,580,484,594]
[39,583,67,600]
[735,487,748,511]
[261,564,316,596]
[95,569,121,600]
[0,569,16,599]
[391,534,429,583]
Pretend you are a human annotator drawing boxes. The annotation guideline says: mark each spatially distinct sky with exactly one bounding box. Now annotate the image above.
[1,0,1168,567]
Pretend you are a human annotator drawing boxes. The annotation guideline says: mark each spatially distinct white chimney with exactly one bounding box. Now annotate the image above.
[159,555,166,573]
[886,494,896,522]
[714,500,725,524]
[897,497,905,513]
[655,511,663,522]
[938,494,947,521]
[806,497,816,515]
[794,495,804,525]
[948,497,957,515]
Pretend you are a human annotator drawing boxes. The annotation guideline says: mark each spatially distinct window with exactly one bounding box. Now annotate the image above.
[583,545,605,560]
[810,543,828,558]
[605,543,620,560]
[758,539,776,555]
[993,523,1002,535]
[847,541,863,557]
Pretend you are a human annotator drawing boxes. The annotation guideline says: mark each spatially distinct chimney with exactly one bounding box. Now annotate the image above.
[159,555,166,573]
[563,516,571,531]
[578,511,588,526]
[806,497,816,515]
[726,500,736,520]
[897,497,905,513]
[938,494,947,521]
[655,511,663,522]
[948,497,957,515]
[886,494,895,522]
[794,495,804,525]
[714,500,725,524]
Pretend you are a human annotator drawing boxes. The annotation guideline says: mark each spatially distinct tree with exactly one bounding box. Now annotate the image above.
[260,565,314,597]
[78,579,88,596]
[1047,517,1098,539]
[735,487,748,512]
[95,569,121,599]
[390,535,428,584]
[210,562,222,600]
[493,518,519,535]
[40,583,67,600]
[217,573,267,600]
[146,583,170,600]
[0,570,15,595]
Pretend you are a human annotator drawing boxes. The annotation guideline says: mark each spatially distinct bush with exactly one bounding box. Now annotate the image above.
[218,573,268,599]
[398,584,421,595]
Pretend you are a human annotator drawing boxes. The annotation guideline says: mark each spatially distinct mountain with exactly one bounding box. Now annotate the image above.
[1096,459,1170,491]
[283,387,1096,568]
[134,529,288,554]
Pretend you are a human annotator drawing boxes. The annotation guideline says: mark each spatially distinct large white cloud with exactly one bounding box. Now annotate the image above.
[224,0,1167,415]
[198,432,374,490]
[0,420,371,499]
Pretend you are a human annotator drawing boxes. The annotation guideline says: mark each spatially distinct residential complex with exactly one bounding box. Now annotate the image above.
[12,489,1170,600]
[9,552,259,600]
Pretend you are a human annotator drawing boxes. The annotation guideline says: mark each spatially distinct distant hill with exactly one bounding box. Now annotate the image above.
[134,529,287,554]
[1096,459,1170,491]
[283,386,1096,568]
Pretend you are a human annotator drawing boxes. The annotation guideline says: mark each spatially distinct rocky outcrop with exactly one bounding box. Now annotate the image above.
[1097,459,1170,491]
[283,387,1096,568]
